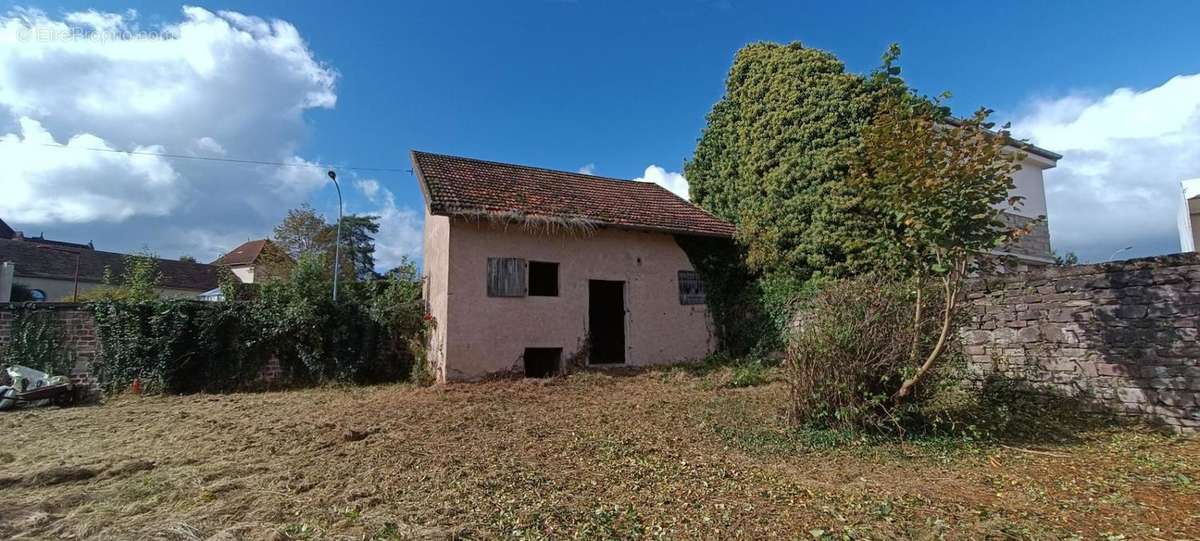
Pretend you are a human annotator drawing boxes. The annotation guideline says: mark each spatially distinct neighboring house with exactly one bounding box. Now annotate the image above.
[0,234,219,301]
[994,140,1062,266]
[211,239,293,284]
[413,151,734,382]
[1178,178,1200,252]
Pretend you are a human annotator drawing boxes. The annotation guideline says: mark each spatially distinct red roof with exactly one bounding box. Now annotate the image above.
[411,151,735,238]
[212,239,270,266]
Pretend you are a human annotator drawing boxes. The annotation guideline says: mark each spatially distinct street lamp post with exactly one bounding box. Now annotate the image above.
[328,170,343,303]
[1107,246,1133,262]
[36,245,81,301]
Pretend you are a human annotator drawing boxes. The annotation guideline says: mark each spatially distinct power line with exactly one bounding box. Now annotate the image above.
[0,139,412,173]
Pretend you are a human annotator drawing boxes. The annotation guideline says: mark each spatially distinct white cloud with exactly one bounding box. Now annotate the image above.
[634,164,689,200]
[193,136,226,155]
[0,117,180,223]
[0,7,423,267]
[355,179,381,201]
[1015,73,1200,262]
[577,163,596,175]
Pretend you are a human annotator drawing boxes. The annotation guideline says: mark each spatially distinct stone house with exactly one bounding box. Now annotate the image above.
[413,151,734,382]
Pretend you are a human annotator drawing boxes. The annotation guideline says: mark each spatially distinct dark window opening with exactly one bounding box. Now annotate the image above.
[588,280,626,364]
[678,271,705,305]
[524,347,562,378]
[528,261,559,297]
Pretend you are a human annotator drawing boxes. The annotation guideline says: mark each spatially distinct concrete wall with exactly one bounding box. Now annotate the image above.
[435,219,715,381]
[963,253,1200,431]
[1007,154,1053,220]
[230,265,255,284]
[993,153,1057,264]
[0,303,99,389]
[422,211,451,381]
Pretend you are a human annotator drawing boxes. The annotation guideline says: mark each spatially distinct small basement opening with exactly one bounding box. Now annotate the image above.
[523,347,562,378]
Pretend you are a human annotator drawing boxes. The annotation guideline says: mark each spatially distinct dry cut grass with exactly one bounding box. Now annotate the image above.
[0,367,1197,540]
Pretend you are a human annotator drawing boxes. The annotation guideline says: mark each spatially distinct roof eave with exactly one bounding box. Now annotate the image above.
[433,207,734,239]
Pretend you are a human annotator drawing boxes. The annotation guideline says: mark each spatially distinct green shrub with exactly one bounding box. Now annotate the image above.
[89,255,430,395]
[785,276,949,434]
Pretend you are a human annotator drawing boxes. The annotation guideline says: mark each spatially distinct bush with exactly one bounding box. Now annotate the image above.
[785,276,949,433]
[90,301,274,394]
[89,255,430,395]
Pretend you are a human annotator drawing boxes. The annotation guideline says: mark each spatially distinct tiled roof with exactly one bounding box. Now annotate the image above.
[0,218,13,240]
[0,239,219,292]
[411,151,735,238]
[212,239,269,266]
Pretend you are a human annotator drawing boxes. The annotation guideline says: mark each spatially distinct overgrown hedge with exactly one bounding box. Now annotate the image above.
[88,258,429,395]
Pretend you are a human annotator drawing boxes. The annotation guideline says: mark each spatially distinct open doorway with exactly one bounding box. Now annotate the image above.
[588,280,625,364]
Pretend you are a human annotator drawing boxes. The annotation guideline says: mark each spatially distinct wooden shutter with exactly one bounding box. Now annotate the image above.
[678,271,705,305]
[487,257,526,297]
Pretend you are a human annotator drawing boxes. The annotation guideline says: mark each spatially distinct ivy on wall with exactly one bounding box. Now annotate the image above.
[3,309,75,376]
[88,257,430,395]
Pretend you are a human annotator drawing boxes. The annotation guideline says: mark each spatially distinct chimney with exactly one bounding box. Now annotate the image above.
[0,262,14,303]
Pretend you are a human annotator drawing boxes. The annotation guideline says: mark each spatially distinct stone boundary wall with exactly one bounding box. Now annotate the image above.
[963,253,1200,432]
[0,303,99,389]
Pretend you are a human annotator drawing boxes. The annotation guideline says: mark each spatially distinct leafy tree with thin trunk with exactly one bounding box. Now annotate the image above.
[847,97,1029,400]
[274,204,329,260]
[273,205,381,281]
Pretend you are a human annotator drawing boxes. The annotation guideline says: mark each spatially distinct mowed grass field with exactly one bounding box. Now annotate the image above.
[1,368,1197,540]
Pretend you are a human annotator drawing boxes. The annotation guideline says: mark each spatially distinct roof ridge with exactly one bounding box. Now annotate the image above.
[411,149,664,188]
[0,237,211,267]
[411,150,735,238]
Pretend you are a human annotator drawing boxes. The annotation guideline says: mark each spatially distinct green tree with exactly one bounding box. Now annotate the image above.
[77,251,163,301]
[273,206,380,281]
[685,42,910,282]
[846,98,1026,399]
[324,214,381,280]
[273,204,329,259]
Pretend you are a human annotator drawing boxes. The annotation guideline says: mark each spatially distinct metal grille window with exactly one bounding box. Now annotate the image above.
[487,257,526,297]
[678,270,705,305]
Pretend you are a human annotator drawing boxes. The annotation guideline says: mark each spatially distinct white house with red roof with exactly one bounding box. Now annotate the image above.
[211,239,293,284]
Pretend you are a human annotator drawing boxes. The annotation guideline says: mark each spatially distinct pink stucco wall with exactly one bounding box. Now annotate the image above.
[422,211,451,381]
[427,218,716,381]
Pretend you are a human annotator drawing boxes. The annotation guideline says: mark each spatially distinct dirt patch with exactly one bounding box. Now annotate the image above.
[0,369,1196,539]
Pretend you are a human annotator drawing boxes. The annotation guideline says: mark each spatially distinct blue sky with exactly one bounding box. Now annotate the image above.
[3,1,1200,266]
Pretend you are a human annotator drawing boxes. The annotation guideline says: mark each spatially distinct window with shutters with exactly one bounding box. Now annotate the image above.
[677,270,705,305]
[528,261,559,296]
[487,257,526,297]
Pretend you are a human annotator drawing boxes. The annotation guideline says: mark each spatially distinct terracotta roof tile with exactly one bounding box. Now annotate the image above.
[212,239,269,266]
[411,151,735,238]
